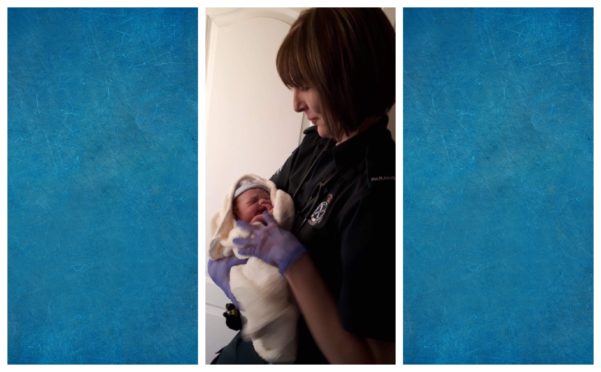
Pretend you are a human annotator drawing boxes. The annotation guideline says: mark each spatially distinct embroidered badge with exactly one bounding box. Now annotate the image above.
[371,176,395,182]
[309,193,333,226]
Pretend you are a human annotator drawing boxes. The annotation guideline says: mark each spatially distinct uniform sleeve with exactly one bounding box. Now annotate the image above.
[338,180,396,342]
[270,128,317,192]
[270,148,296,192]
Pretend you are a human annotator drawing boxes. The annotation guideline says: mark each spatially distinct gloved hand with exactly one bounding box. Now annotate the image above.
[208,256,247,307]
[233,212,306,273]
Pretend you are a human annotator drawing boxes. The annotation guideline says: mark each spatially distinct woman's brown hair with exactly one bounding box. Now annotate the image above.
[276,8,395,140]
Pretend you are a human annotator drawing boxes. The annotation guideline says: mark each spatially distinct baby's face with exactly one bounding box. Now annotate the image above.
[234,188,273,224]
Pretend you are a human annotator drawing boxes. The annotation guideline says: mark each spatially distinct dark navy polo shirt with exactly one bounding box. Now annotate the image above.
[271,117,396,363]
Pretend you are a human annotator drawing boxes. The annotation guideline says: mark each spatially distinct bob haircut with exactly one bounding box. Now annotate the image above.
[276,8,395,140]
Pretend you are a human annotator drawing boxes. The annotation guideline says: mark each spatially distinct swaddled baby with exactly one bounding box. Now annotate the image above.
[209,175,298,363]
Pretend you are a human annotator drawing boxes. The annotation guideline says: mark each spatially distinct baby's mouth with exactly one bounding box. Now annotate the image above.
[251,214,268,226]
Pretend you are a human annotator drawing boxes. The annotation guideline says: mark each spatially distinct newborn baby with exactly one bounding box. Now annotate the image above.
[232,181,273,225]
[209,175,298,363]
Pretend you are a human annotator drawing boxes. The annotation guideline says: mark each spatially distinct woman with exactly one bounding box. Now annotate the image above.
[209,8,395,364]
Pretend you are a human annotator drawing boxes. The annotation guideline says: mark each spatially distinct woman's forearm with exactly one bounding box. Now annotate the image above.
[284,255,394,364]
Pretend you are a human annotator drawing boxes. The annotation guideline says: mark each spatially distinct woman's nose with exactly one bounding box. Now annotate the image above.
[293,88,305,112]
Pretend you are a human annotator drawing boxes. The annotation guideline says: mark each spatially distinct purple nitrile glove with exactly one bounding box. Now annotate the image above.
[208,256,247,307]
[233,212,306,273]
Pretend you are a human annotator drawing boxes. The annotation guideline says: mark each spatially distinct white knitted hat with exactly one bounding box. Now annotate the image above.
[233,179,270,199]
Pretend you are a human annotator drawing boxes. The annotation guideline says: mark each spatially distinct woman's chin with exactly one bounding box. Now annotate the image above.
[316,124,333,139]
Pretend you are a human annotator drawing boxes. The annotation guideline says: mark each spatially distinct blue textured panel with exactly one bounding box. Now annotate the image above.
[8,8,198,364]
[404,8,592,364]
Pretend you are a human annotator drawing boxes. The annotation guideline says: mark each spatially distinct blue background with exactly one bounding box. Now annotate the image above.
[8,9,197,364]
[404,8,592,364]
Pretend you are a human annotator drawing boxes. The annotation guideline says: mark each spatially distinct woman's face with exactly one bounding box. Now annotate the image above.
[293,87,331,139]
